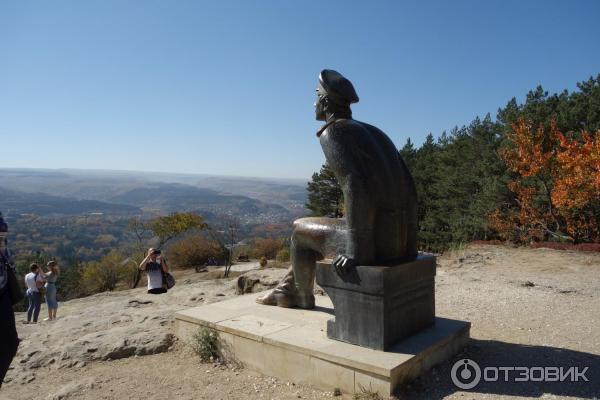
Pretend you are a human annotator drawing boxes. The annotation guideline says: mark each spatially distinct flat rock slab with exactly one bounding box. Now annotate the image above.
[175,293,470,396]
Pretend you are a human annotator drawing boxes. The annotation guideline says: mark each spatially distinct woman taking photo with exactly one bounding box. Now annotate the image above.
[139,248,169,294]
[43,260,60,321]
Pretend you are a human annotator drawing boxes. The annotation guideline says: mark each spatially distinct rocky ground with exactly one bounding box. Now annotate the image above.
[2,245,599,400]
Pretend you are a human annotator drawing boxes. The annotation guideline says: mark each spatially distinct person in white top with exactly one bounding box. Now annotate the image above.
[138,248,169,294]
[24,263,45,323]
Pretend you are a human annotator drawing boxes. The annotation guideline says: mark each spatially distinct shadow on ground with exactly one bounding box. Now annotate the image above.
[398,339,599,399]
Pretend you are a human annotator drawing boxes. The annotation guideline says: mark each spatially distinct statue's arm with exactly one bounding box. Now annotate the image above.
[321,127,375,266]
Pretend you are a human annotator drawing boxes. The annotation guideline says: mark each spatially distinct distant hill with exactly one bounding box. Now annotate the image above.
[0,169,155,202]
[0,187,141,216]
[0,168,307,223]
[108,183,294,223]
[0,168,307,215]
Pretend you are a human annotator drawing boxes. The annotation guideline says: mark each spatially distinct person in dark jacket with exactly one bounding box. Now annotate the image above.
[0,212,19,387]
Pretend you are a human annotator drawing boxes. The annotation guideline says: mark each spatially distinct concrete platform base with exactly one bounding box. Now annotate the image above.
[175,293,470,396]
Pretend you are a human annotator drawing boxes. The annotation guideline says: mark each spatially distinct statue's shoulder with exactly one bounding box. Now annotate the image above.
[356,120,384,135]
[317,119,367,140]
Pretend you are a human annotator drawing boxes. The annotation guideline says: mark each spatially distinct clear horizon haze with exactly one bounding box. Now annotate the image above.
[1,0,599,179]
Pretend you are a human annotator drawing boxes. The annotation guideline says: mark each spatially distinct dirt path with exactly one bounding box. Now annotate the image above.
[2,245,599,399]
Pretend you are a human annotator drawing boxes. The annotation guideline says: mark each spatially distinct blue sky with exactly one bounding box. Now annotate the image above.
[1,1,599,179]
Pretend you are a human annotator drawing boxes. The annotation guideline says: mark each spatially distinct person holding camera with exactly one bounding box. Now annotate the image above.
[139,248,169,294]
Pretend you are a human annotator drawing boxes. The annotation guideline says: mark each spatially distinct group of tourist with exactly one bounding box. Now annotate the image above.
[21,247,171,326]
[21,246,169,325]
[21,247,171,327]
[0,210,175,387]
[23,261,60,324]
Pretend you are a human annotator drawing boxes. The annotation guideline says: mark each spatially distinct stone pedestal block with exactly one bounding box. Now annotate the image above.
[174,293,469,396]
[316,255,436,351]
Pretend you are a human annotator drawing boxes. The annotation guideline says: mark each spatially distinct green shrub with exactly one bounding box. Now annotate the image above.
[276,248,290,262]
[190,327,220,361]
[81,250,129,293]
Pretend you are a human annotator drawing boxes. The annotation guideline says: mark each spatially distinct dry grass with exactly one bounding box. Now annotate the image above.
[353,384,383,400]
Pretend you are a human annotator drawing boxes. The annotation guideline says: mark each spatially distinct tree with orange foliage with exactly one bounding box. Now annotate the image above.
[490,117,600,243]
[552,130,600,241]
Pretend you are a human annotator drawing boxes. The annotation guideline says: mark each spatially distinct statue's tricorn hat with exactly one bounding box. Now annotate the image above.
[319,69,359,106]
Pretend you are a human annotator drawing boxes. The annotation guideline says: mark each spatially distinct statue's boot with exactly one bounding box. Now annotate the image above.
[255,288,296,308]
[255,288,314,308]
[255,267,314,309]
[294,293,315,309]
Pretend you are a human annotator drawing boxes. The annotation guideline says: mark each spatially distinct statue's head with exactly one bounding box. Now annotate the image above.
[315,69,359,121]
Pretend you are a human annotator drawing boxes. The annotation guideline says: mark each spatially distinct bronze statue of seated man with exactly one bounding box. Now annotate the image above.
[257,69,417,309]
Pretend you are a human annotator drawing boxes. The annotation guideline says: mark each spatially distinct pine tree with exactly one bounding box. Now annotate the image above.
[305,163,344,217]
[399,138,417,170]
[411,134,444,250]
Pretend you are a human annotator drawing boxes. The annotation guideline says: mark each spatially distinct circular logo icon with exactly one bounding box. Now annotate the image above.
[451,358,481,390]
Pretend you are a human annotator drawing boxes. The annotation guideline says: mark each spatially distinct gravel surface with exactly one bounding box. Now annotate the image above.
[401,245,600,400]
[2,245,599,400]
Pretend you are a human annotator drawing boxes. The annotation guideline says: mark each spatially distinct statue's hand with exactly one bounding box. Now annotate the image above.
[333,254,354,276]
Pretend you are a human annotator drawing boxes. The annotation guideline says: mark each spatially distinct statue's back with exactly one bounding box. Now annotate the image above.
[359,122,418,262]
[322,119,418,263]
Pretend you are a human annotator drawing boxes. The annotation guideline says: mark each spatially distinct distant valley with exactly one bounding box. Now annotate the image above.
[0,168,308,224]
[0,168,309,260]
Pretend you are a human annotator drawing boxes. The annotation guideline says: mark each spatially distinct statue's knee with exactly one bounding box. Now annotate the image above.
[292,217,317,230]
[292,217,344,253]
[292,218,315,241]
[293,217,339,233]
[290,228,307,249]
